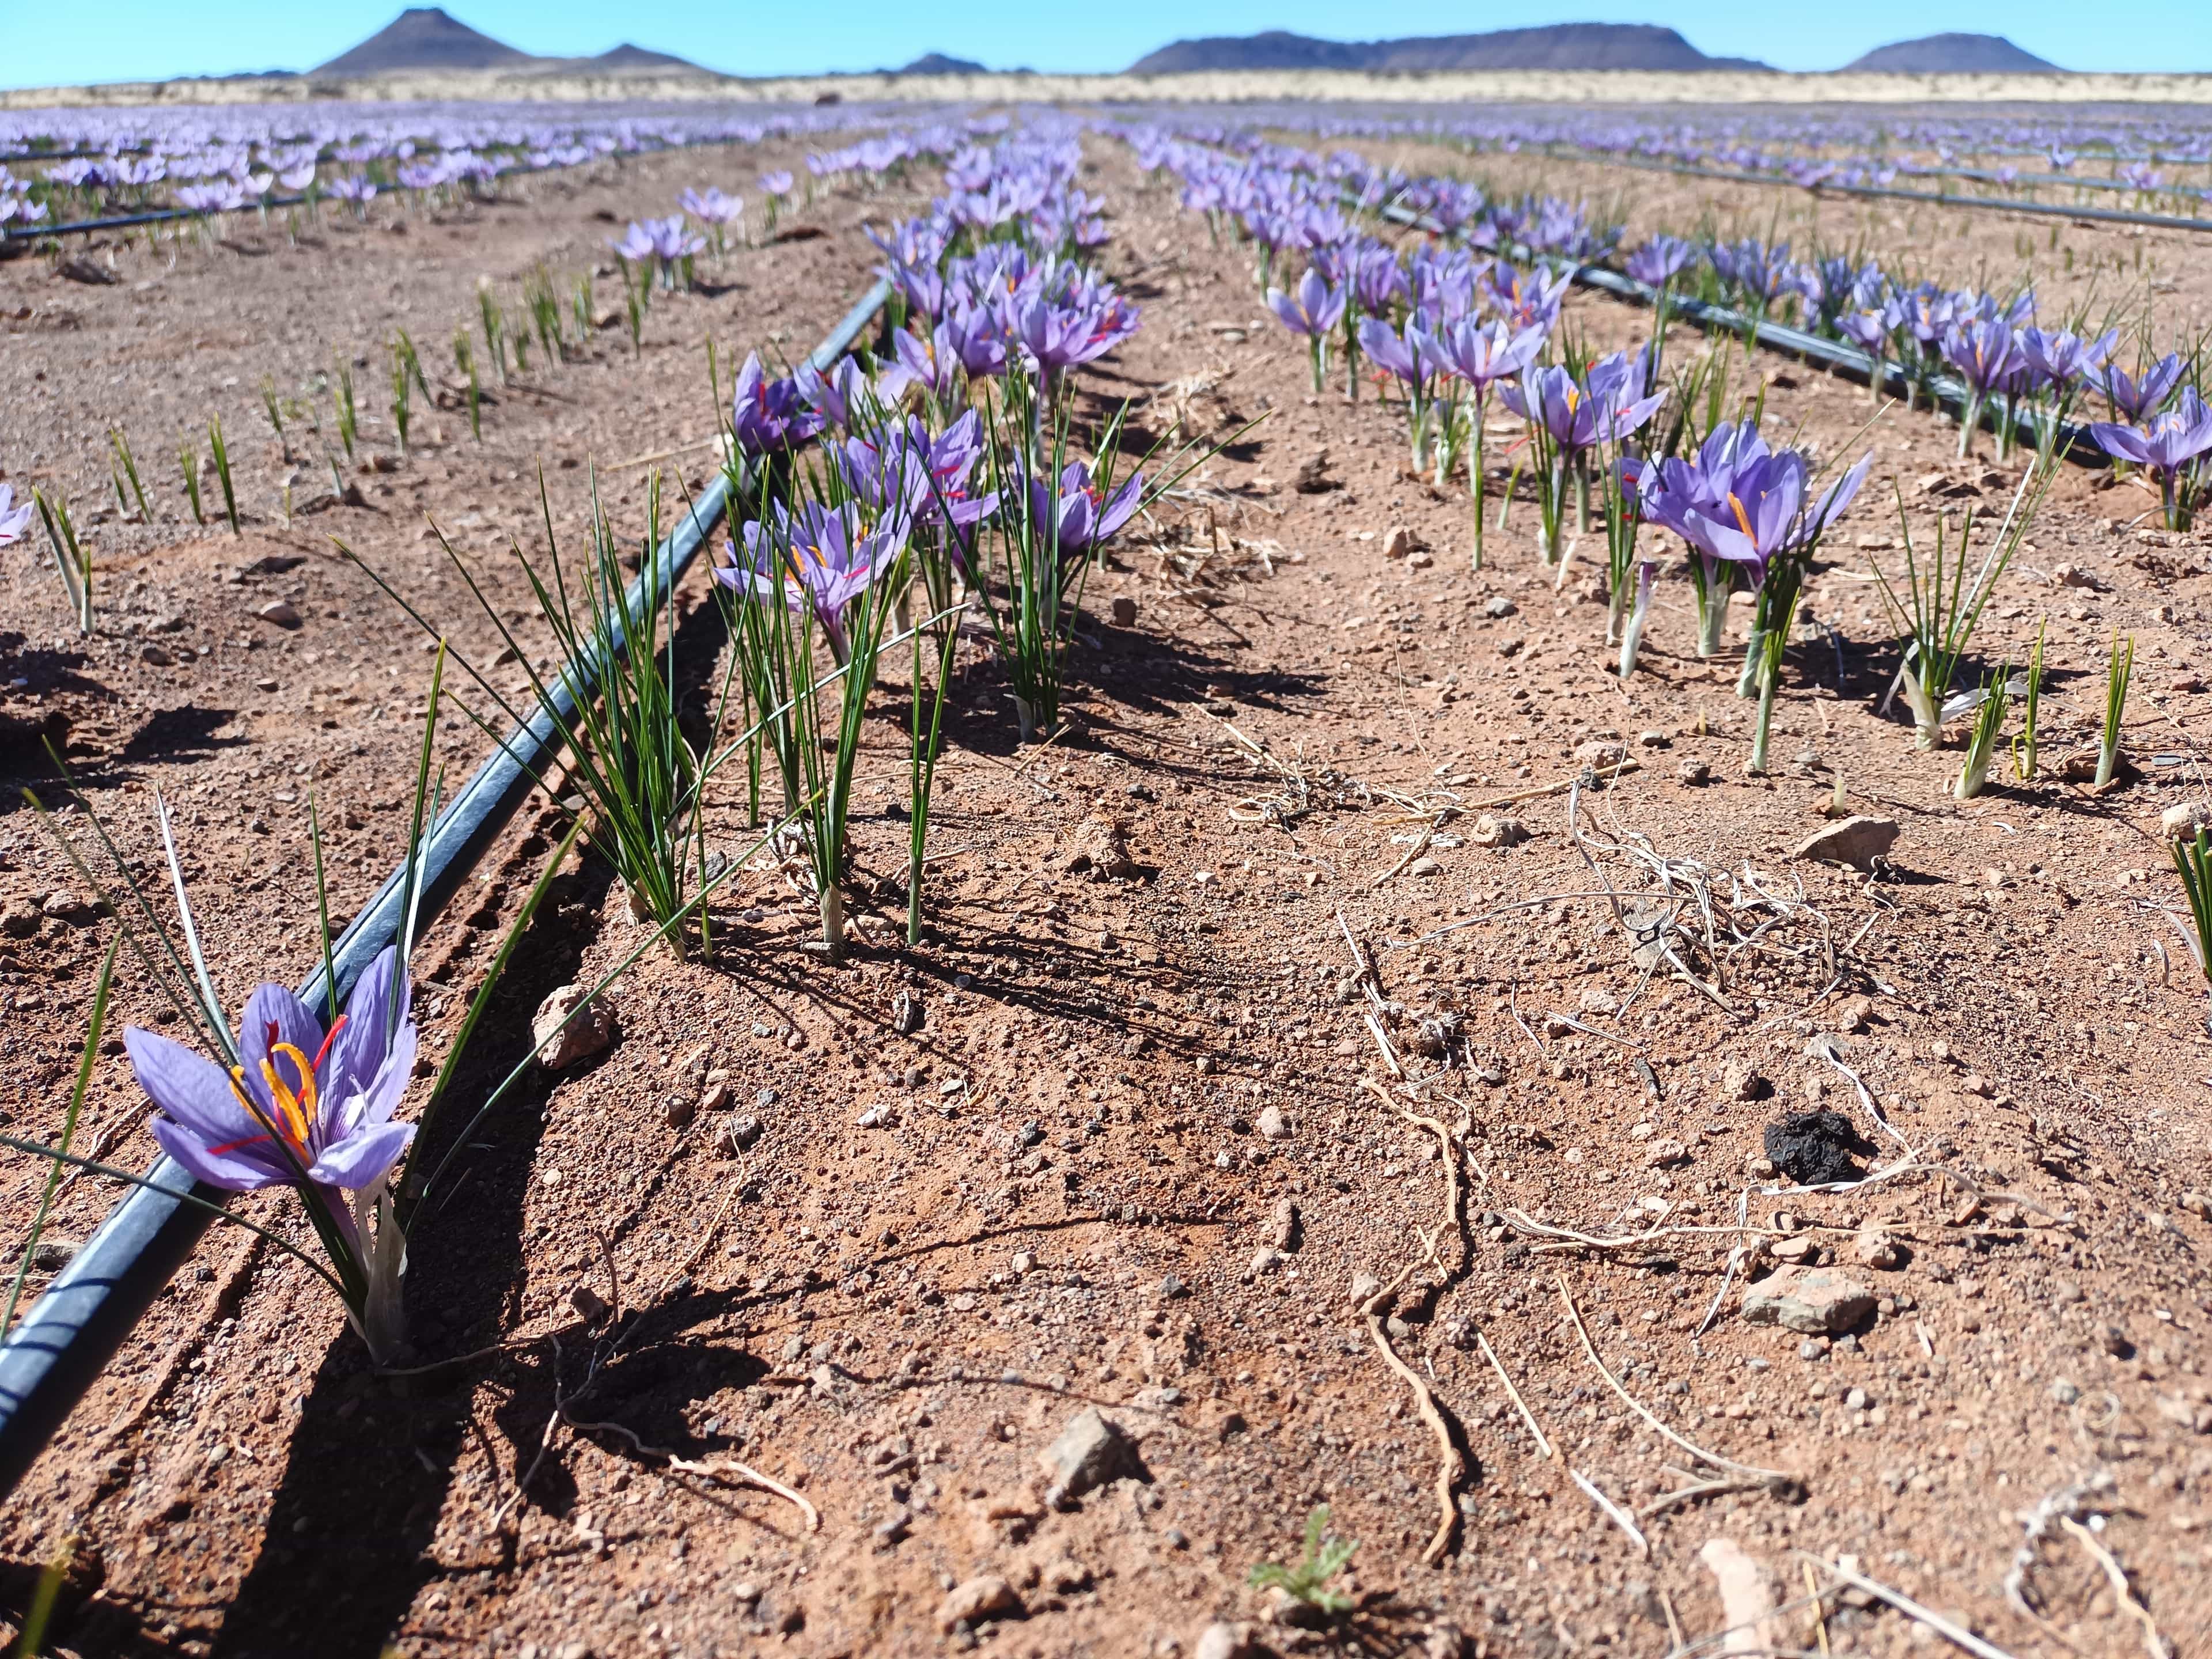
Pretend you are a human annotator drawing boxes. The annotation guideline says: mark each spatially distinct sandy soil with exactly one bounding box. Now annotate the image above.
[3,132,2212,1659]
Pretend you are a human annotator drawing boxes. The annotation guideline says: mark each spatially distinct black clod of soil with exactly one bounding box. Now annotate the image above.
[1763,1111,1877,1185]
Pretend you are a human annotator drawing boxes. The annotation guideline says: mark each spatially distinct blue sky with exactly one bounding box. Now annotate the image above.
[5,0,2206,86]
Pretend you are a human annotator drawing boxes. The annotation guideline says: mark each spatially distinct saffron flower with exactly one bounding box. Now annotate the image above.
[718,499,910,660]
[1267,267,1347,339]
[2089,387,2212,528]
[1013,459,1144,558]
[730,352,824,456]
[679,186,743,225]
[878,323,964,406]
[126,945,416,1196]
[1267,268,1347,392]
[2094,354,2186,423]
[1624,236,1694,287]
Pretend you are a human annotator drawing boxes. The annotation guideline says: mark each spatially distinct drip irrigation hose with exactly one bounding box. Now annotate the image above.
[0,275,894,1499]
[1519,146,2212,237]
[1380,202,2102,465]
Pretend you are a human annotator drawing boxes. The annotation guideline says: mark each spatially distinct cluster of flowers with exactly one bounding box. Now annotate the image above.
[724,131,1145,621]
[1139,122,1869,777]
[1654,234,2210,497]
[0,99,942,231]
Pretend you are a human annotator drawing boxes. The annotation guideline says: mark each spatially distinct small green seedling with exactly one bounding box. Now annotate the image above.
[207,414,240,535]
[1248,1505,1359,1617]
[2097,631,2134,787]
[179,440,206,525]
[32,488,93,634]
[454,329,482,441]
[2173,827,2212,996]
[332,357,358,461]
[109,427,151,520]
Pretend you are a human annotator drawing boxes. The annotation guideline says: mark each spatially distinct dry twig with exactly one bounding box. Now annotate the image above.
[1558,1276,1793,1482]
[1816,1558,2021,1659]
[2058,1516,2167,1659]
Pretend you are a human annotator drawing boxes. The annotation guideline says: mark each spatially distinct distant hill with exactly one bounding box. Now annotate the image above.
[312,7,704,77]
[895,52,986,75]
[1842,33,2058,73]
[1127,24,1769,75]
[315,7,533,75]
[583,43,698,72]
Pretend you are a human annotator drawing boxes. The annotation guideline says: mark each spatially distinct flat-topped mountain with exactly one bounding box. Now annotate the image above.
[1842,33,2059,73]
[1128,24,1770,75]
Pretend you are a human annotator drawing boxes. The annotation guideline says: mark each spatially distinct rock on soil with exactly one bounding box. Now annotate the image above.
[1740,1266,1878,1335]
[937,1575,1021,1632]
[2161,801,2210,842]
[1039,1407,1144,1507]
[1793,815,1899,870]
[1471,814,1529,847]
[1060,815,1135,878]
[532,983,614,1070]
[1195,1622,1257,1659]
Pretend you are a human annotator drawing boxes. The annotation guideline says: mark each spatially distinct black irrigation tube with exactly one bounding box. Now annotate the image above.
[0,273,895,1501]
[1522,146,2212,237]
[1381,201,2103,465]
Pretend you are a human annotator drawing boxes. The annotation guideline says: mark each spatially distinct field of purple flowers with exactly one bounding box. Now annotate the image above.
[3,93,2212,1659]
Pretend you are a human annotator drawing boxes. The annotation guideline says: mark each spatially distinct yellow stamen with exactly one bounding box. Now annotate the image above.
[253,1041,319,1150]
[1728,491,1756,540]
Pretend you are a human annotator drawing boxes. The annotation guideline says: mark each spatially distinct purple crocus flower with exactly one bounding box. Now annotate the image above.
[793,354,873,430]
[1625,236,1694,287]
[718,499,910,659]
[327,173,377,213]
[1016,459,1144,558]
[730,352,824,456]
[941,304,1008,380]
[2089,387,2212,472]
[0,484,31,547]
[679,187,743,225]
[2017,327,2116,391]
[1266,267,1346,338]
[759,171,794,198]
[1836,307,1897,355]
[1357,315,1435,395]
[609,221,658,263]
[1502,354,1666,454]
[2094,354,2186,422]
[2089,387,2212,525]
[878,323,964,405]
[1431,317,1545,396]
[646,215,706,262]
[908,411,999,531]
[1012,291,1139,377]
[1940,319,2021,395]
[124,944,416,1198]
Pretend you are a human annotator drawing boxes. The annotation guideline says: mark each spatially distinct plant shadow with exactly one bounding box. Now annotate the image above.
[207,845,612,1657]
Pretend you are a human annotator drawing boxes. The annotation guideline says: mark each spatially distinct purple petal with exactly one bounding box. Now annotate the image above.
[124,1026,256,1145]
[150,1115,287,1191]
[308,1120,415,1192]
[326,1022,418,1143]
[325,945,407,1110]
